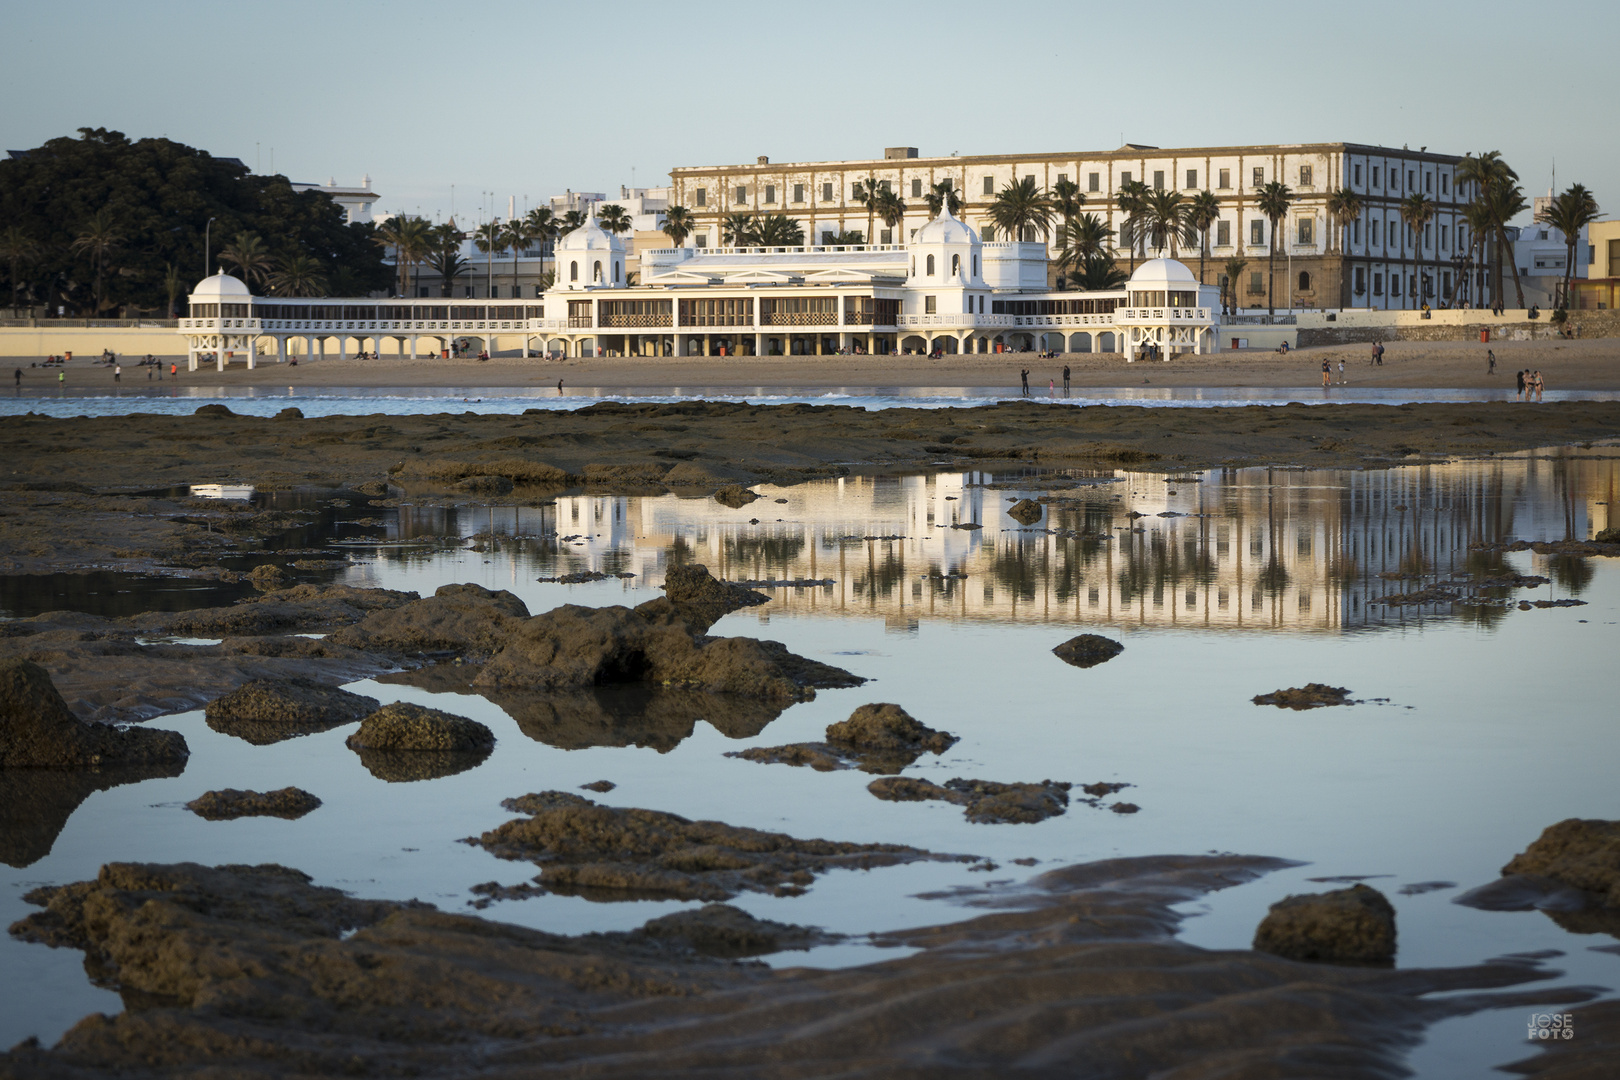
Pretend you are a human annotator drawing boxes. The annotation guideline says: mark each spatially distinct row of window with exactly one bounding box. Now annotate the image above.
[207,303,548,321]
[990,298,1121,316]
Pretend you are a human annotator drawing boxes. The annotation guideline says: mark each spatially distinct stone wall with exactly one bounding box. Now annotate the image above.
[1296,308,1620,347]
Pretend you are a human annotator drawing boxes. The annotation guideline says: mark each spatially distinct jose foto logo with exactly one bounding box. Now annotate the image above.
[1527,1013,1574,1040]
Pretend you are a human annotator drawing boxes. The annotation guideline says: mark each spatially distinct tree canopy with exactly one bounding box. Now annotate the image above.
[0,128,389,314]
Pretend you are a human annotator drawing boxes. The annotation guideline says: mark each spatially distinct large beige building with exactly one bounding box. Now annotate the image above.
[669,142,1478,310]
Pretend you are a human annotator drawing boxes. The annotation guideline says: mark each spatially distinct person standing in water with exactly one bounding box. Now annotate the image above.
[1019,368,1029,396]
[1515,370,1525,400]
[1322,359,1330,387]
[1487,349,1496,374]
[1062,364,1071,394]
[556,378,564,394]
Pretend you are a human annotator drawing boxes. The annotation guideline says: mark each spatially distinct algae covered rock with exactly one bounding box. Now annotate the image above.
[713,485,761,509]
[1253,684,1355,710]
[866,776,1072,824]
[331,582,530,658]
[186,787,322,821]
[1253,883,1396,965]
[1501,818,1620,907]
[1052,634,1125,669]
[658,563,770,628]
[0,658,188,768]
[629,903,829,958]
[347,702,494,752]
[204,676,379,745]
[732,703,957,775]
[467,791,951,902]
[1007,498,1044,525]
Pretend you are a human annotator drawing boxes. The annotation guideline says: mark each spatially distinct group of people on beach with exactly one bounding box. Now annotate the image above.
[1018,366,1072,397]
[1516,369,1545,402]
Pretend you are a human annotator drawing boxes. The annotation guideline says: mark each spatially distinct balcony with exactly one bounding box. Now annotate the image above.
[599,313,672,328]
[762,312,836,326]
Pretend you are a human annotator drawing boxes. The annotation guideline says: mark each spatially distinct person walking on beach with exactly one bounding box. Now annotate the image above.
[1487,349,1496,375]
[1533,370,1544,402]
[1515,370,1525,400]
[58,369,65,385]
[13,367,20,387]
[1048,377,1055,396]
[114,363,121,382]
[170,363,178,380]
[556,378,564,394]
[1322,359,1331,387]
[1337,358,1346,385]
[1020,368,1029,396]
[1062,364,1071,394]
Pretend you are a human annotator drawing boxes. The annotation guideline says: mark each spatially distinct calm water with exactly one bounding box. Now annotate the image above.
[6,383,1620,418]
[3,456,1618,1078]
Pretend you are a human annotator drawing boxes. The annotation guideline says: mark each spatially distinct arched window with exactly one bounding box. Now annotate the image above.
[570,261,578,282]
[910,258,916,276]
[972,255,978,277]
[593,260,602,282]
[613,261,620,283]
[926,254,935,276]
[951,254,960,276]
[1298,270,1312,291]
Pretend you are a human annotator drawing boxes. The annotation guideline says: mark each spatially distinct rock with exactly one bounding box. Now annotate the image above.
[347,702,495,752]
[186,787,322,821]
[735,703,960,776]
[247,563,289,590]
[627,903,828,958]
[454,474,514,495]
[1252,884,1396,965]
[353,479,389,497]
[1501,819,1620,907]
[1597,526,1620,543]
[1253,684,1355,709]
[713,485,761,508]
[273,406,304,420]
[473,603,863,703]
[204,676,379,745]
[660,563,770,628]
[194,403,234,417]
[136,583,419,638]
[866,776,1072,824]
[488,685,786,753]
[468,791,954,901]
[580,780,616,793]
[1007,498,1044,525]
[0,658,188,768]
[1052,634,1125,669]
[331,583,530,658]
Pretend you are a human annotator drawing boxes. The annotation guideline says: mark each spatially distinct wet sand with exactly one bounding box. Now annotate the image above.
[14,336,1620,390]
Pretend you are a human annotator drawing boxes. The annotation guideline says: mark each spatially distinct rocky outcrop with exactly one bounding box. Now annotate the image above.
[1052,634,1125,669]
[1252,883,1397,965]
[713,485,761,508]
[331,583,530,658]
[1252,684,1356,709]
[186,787,322,821]
[0,658,187,768]
[490,685,784,753]
[468,791,954,901]
[473,603,863,702]
[622,903,831,958]
[3,853,1573,1079]
[657,563,769,630]
[134,583,419,638]
[1501,819,1620,907]
[346,703,495,783]
[204,676,379,745]
[730,703,957,775]
[1007,498,1044,525]
[866,776,1073,824]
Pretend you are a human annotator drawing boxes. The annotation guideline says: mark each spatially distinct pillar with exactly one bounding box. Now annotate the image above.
[306,335,316,361]
[754,332,764,357]
[522,334,530,359]
[246,336,256,370]
[703,335,711,357]
[410,335,418,359]
[339,336,348,361]
[674,333,685,357]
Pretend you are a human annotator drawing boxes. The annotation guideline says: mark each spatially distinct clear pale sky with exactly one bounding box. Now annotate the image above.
[4,0,1614,227]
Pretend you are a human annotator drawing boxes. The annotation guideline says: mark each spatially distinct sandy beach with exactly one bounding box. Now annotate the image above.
[14,336,1620,391]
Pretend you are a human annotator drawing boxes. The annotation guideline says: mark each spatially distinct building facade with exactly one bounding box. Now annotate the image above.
[668,142,1482,311]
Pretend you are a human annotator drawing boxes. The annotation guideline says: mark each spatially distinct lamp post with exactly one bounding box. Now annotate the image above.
[203,217,217,279]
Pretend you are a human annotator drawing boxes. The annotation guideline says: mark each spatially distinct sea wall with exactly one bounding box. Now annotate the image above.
[1294,308,1620,347]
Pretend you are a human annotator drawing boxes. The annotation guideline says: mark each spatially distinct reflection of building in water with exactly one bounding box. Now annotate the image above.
[386,454,1614,632]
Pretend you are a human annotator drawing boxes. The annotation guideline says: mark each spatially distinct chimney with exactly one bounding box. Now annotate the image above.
[884,147,919,160]
[757,155,769,165]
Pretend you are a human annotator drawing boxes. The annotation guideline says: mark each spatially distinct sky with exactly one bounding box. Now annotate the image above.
[4,0,1615,226]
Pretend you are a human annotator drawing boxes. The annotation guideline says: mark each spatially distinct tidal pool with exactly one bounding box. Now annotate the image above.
[2,452,1616,1077]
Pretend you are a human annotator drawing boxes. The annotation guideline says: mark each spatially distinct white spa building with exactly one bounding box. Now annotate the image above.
[177,203,1218,368]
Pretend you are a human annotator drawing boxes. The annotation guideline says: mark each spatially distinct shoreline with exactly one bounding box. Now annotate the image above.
[10,335,1620,391]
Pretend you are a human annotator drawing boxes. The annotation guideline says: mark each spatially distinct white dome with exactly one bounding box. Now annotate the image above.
[556,206,623,254]
[913,200,979,247]
[189,272,251,299]
[1128,258,1198,285]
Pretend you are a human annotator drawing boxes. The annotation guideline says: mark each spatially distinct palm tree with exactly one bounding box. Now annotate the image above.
[1460,198,1493,307]
[1324,187,1362,307]
[988,176,1056,244]
[874,188,907,244]
[1057,213,1113,284]
[1222,256,1248,315]
[722,212,755,247]
[1187,190,1220,287]
[1052,178,1085,237]
[1537,184,1600,308]
[163,262,186,316]
[1069,252,1128,291]
[268,252,328,297]
[923,179,963,217]
[69,206,124,313]
[1398,192,1438,310]
[524,207,557,244]
[501,218,532,299]
[1456,152,1528,309]
[1255,180,1294,317]
[754,215,804,246]
[825,228,865,246]
[473,222,507,299]
[374,215,431,296]
[851,176,886,248]
[0,226,42,312]
[426,226,469,298]
[597,204,632,235]
[1113,180,1150,272]
[661,205,696,247]
[219,231,273,288]
[1142,189,1192,258]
